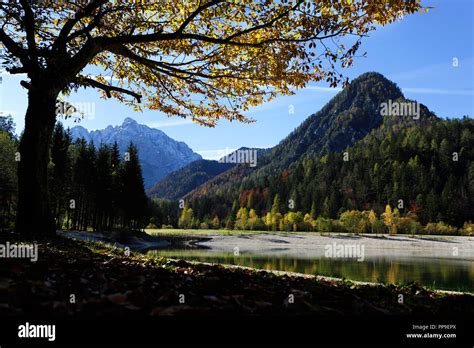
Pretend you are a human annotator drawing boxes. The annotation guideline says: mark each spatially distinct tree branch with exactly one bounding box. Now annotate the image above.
[107,44,238,80]
[0,26,30,68]
[19,0,37,64]
[176,0,223,34]
[77,76,142,103]
[53,0,107,51]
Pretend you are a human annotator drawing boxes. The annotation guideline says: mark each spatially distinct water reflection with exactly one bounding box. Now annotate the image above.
[146,249,474,292]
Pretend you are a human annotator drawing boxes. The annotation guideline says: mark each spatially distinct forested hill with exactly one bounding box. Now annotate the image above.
[147,147,270,200]
[186,72,438,198]
[147,159,235,200]
[185,116,473,228]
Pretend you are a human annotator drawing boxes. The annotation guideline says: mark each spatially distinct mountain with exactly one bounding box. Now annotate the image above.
[70,118,202,188]
[182,117,473,229]
[147,159,235,200]
[176,72,471,227]
[187,72,435,198]
[147,147,269,199]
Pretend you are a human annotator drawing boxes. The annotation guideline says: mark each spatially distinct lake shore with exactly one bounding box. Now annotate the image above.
[1,235,473,319]
[58,230,474,292]
[148,230,474,260]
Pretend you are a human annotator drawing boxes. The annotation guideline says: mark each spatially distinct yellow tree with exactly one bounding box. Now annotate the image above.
[368,209,377,235]
[264,212,272,231]
[0,0,423,235]
[178,206,194,229]
[248,208,258,230]
[235,207,249,230]
[382,204,396,235]
[212,215,220,229]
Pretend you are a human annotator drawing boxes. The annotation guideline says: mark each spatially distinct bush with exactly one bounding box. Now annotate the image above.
[396,217,421,235]
[339,210,370,234]
[315,217,342,232]
[372,219,386,235]
[161,224,174,229]
[460,222,474,236]
[424,222,458,235]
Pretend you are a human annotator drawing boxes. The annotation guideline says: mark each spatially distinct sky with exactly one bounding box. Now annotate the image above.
[1,0,473,159]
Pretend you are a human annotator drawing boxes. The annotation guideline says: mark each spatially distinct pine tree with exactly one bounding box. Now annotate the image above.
[119,142,148,230]
[95,144,113,231]
[271,194,280,215]
[50,122,72,229]
[0,130,17,228]
[310,202,317,219]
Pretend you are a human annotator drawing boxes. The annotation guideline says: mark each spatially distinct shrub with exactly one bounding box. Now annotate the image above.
[315,217,342,232]
[460,222,474,236]
[372,219,386,235]
[396,217,421,235]
[339,210,370,234]
[423,222,458,235]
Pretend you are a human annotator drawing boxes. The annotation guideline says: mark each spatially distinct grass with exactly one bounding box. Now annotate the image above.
[145,228,462,240]
[146,228,280,236]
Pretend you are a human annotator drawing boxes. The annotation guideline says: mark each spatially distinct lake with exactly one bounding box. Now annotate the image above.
[146,247,474,292]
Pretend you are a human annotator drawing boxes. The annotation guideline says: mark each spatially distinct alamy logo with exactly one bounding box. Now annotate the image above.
[324,242,365,262]
[56,100,96,120]
[380,99,420,120]
[0,242,38,262]
[218,148,258,167]
[18,322,55,341]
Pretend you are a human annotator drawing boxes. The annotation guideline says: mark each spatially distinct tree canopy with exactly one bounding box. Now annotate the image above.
[1,0,422,125]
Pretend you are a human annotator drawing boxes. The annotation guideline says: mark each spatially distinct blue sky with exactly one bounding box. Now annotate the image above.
[1,0,473,159]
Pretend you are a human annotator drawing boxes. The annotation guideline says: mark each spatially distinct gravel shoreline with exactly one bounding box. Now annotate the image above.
[195,233,474,259]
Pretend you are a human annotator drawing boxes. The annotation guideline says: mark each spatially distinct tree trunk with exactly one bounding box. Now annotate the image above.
[15,86,58,237]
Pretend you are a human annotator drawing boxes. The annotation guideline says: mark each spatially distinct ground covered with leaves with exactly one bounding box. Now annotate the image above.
[1,234,473,319]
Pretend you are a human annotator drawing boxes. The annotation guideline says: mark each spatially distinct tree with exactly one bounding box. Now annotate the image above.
[303,213,315,231]
[287,211,304,231]
[109,141,122,229]
[119,143,148,229]
[212,215,220,229]
[235,207,249,230]
[368,209,377,234]
[248,209,259,230]
[49,123,72,229]
[0,115,16,139]
[94,143,113,231]
[264,212,272,231]
[271,195,281,215]
[382,204,397,235]
[0,1,422,236]
[70,138,96,231]
[0,130,18,228]
[339,210,369,234]
[310,202,317,219]
[178,206,194,229]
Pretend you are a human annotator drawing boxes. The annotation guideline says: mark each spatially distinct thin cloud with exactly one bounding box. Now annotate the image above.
[303,86,343,92]
[146,119,194,128]
[402,87,474,96]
